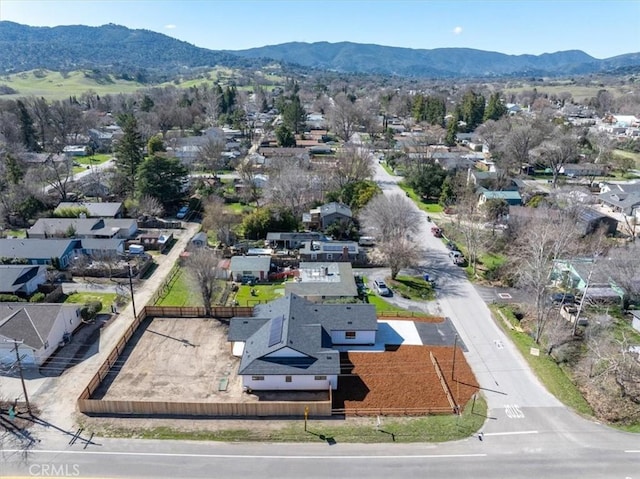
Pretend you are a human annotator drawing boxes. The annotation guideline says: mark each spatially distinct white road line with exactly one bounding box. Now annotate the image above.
[2,449,487,460]
[625,450,640,453]
[483,430,538,437]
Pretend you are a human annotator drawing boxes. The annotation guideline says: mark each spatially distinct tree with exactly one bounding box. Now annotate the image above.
[147,135,165,156]
[196,136,226,172]
[241,207,298,240]
[184,248,224,317]
[114,113,145,196]
[453,187,487,276]
[358,194,421,243]
[483,92,507,122]
[16,100,39,151]
[481,198,509,226]
[137,155,188,207]
[279,92,306,134]
[329,92,360,142]
[444,117,458,147]
[511,209,581,343]
[38,154,74,201]
[406,162,448,201]
[331,144,374,191]
[378,237,423,279]
[532,127,579,188]
[202,195,241,245]
[130,194,165,218]
[456,90,485,131]
[275,124,296,147]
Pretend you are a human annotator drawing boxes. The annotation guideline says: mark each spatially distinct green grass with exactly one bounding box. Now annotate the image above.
[490,305,593,416]
[64,292,116,309]
[397,182,444,213]
[155,269,201,307]
[612,149,640,169]
[389,275,436,301]
[503,83,625,103]
[2,229,27,238]
[89,395,487,443]
[233,282,285,306]
[227,202,255,214]
[0,69,143,100]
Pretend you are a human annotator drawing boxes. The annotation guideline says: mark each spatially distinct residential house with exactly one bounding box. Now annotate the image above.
[478,188,522,206]
[0,303,82,366]
[227,294,377,391]
[54,202,123,218]
[575,207,618,236]
[78,238,126,258]
[28,218,137,239]
[266,232,326,250]
[598,182,640,218]
[284,262,358,302]
[0,265,48,296]
[0,238,79,269]
[552,259,623,303]
[190,232,208,248]
[135,232,172,253]
[302,202,352,230]
[229,256,271,282]
[299,240,360,263]
[559,163,607,178]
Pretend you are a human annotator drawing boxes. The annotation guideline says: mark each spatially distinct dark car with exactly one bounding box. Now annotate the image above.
[446,241,459,251]
[550,292,575,304]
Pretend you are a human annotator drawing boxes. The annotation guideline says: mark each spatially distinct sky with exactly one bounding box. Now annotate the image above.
[0,0,638,59]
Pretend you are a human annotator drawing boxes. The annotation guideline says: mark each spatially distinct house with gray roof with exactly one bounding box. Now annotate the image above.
[229,256,271,282]
[0,238,80,269]
[266,232,326,250]
[228,294,377,391]
[28,218,137,239]
[54,202,123,218]
[598,182,640,216]
[0,303,82,366]
[299,240,360,262]
[0,265,47,296]
[284,262,358,302]
[303,202,353,230]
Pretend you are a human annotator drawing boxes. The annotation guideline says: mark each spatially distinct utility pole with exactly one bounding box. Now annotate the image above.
[128,262,137,319]
[5,339,32,416]
[451,334,458,380]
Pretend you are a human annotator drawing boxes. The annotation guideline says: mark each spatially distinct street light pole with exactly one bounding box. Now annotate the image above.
[128,262,137,319]
[5,339,32,416]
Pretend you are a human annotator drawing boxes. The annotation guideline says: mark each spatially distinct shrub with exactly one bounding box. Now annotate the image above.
[80,301,103,321]
[0,294,25,302]
[29,292,45,303]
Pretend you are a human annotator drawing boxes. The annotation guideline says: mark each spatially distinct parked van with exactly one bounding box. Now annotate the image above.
[358,236,375,246]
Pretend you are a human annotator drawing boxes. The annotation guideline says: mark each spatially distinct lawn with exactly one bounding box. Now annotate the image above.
[64,292,116,310]
[89,395,487,443]
[233,282,286,306]
[2,228,27,238]
[397,182,444,213]
[155,268,201,307]
[227,202,255,214]
[388,275,436,301]
[72,153,112,173]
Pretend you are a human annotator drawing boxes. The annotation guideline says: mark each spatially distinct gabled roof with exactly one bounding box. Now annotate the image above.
[285,262,358,298]
[479,189,522,201]
[28,218,136,237]
[0,303,77,350]
[0,238,78,260]
[230,294,376,376]
[0,265,46,293]
[320,202,352,218]
[229,255,271,271]
[54,202,122,218]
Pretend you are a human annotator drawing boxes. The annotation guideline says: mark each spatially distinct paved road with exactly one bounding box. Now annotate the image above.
[3,163,639,478]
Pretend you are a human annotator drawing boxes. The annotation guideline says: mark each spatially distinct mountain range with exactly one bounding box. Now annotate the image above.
[1,21,639,79]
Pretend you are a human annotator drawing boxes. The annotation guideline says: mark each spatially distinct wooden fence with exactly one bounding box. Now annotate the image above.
[430,351,458,414]
[77,305,332,417]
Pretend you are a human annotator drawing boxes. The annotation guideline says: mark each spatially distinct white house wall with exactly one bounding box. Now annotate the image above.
[35,306,81,366]
[330,330,376,345]
[24,268,47,295]
[243,374,337,391]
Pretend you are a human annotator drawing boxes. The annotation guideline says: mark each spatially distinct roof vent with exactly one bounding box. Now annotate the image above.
[348,321,352,324]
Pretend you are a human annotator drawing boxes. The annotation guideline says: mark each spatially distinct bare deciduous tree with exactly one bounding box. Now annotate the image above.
[531,127,580,188]
[511,209,582,343]
[329,92,360,142]
[331,143,374,190]
[377,237,423,279]
[201,195,241,246]
[358,194,421,244]
[184,248,224,317]
[196,136,226,173]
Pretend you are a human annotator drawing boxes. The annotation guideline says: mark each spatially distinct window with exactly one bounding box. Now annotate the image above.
[285,376,292,383]
[314,375,327,381]
[345,331,356,339]
[251,376,264,381]
[326,253,333,260]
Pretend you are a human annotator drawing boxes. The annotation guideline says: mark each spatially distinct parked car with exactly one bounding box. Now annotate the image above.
[449,250,465,265]
[176,206,190,219]
[550,292,575,304]
[373,279,392,297]
[431,226,443,237]
[446,241,459,251]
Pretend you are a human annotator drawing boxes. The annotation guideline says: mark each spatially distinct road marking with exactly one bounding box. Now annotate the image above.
[3,449,488,460]
[504,404,525,419]
[483,430,538,437]
[625,450,640,453]
[498,293,512,299]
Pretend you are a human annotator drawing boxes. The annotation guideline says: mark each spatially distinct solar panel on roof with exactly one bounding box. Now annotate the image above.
[268,315,285,347]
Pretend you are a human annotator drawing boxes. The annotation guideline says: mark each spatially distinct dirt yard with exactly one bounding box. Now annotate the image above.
[333,345,478,414]
[95,317,243,401]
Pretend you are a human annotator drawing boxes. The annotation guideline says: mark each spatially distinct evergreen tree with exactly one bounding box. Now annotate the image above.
[137,155,188,207]
[16,100,39,151]
[114,113,145,196]
[484,92,508,121]
[458,90,486,131]
[279,93,306,134]
[445,116,458,146]
[275,124,296,147]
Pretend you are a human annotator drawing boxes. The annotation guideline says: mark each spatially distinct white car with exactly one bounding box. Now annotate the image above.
[373,279,392,297]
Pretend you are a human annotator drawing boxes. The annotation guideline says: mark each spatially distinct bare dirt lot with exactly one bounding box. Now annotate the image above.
[94,317,243,402]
